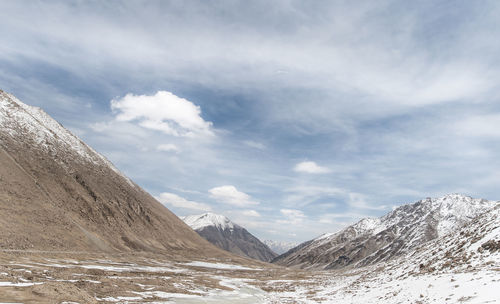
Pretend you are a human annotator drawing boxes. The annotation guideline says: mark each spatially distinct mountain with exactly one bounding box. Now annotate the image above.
[264,203,500,303]
[182,213,278,262]
[263,240,299,255]
[273,194,498,270]
[0,90,226,257]
[401,202,499,275]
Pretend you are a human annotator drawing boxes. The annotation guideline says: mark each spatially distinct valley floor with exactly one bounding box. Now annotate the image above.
[0,250,497,303]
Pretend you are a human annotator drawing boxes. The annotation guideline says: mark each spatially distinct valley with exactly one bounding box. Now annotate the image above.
[1,90,498,303]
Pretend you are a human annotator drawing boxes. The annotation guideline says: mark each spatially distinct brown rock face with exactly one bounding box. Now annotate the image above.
[0,90,225,257]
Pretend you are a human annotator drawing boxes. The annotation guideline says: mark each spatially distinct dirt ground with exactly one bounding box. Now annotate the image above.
[0,250,314,303]
[1,248,497,303]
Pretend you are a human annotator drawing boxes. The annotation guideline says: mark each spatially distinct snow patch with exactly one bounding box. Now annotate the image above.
[183,261,260,271]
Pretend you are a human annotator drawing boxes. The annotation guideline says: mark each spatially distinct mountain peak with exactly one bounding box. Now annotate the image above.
[182,212,238,231]
[181,212,277,261]
[273,194,498,270]
[0,90,134,187]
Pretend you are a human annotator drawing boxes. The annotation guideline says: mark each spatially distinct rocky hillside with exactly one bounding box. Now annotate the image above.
[0,90,226,257]
[265,203,500,303]
[273,194,498,269]
[182,213,277,262]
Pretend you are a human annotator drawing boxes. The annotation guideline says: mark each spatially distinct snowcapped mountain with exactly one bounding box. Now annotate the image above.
[0,90,224,256]
[182,213,278,262]
[273,194,498,270]
[263,240,299,255]
[265,203,500,303]
[183,212,237,231]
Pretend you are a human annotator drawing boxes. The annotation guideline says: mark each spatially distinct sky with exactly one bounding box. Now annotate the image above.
[1,0,500,243]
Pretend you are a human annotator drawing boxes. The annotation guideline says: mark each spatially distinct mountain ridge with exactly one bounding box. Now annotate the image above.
[273,193,498,269]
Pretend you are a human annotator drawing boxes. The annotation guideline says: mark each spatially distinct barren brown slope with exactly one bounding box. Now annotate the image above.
[0,90,227,258]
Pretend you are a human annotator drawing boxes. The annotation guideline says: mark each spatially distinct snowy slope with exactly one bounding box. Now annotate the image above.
[273,194,498,269]
[182,213,277,262]
[265,205,500,303]
[182,213,238,231]
[0,90,133,186]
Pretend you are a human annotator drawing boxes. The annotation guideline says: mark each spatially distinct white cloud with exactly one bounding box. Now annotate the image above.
[156,143,180,153]
[242,140,266,150]
[208,185,259,207]
[293,161,331,174]
[242,210,261,217]
[111,91,213,137]
[348,193,388,211]
[285,186,344,196]
[278,209,306,224]
[348,193,368,208]
[453,114,500,138]
[284,185,344,207]
[156,192,211,212]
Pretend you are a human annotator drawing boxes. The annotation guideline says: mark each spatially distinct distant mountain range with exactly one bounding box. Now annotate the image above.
[182,213,277,262]
[263,240,298,255]
[273,194,498,270]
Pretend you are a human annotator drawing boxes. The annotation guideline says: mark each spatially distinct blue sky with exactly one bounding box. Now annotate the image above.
[1,1,500,242]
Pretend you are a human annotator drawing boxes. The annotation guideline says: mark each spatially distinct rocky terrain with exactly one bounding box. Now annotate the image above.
[0,90,227,257]
[273,194,498,270]
[182,213,277,262]
[0,204,497,303]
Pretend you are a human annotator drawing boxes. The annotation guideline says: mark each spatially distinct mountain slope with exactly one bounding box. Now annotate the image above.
[0,90,226,257]
[264,203,500,303]
[182,213,277,262]
[273,194,498,269]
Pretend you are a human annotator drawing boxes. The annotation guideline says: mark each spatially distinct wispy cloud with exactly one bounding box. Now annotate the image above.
[156,192,211,212]
[242,140,266,150]
[278,209,306,225]
[156,143,181,153]
[242,210,261,217]
[2,1,500,243]
[284,186,344,206]
[453,114,500,138]
[293,161,330,174]
[348,193,389,211]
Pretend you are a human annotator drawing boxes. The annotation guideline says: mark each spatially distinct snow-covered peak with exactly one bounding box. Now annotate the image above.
[274,194,498,270]
[352,217,383,234]
[182,212,239,231]
[424,194,493,236]
[313,217,383,244]
[313,194,495,246]
[0,91,134,186]
[375,193,495,236]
